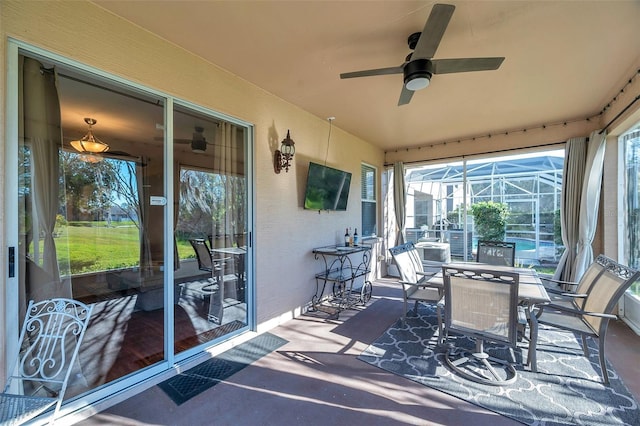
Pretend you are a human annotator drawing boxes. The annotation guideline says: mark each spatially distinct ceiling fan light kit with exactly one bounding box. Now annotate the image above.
[404,59,433,91]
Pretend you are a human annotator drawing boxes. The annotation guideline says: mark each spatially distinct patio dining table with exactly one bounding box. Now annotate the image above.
[426,262,550,372]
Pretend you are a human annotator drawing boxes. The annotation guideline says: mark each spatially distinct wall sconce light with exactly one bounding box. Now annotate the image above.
[274,129,295,173]
[71,118,110,162]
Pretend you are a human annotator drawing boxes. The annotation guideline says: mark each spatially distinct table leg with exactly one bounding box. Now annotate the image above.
[525,305,539,372]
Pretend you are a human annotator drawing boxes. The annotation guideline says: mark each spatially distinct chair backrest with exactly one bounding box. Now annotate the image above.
[5,298,93,414]
[580,256,640,334]
[442,265,520,346]
[389,242,424,285]
[476,240,516,267]
[567,254,608,309]
[190,238,213,271]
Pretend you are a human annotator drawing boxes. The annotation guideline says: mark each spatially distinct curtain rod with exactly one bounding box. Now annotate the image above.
[599,94,640,135]
[384,140,565,167]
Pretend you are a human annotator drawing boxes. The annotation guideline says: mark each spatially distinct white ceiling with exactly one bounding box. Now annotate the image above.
[92,0,640,151]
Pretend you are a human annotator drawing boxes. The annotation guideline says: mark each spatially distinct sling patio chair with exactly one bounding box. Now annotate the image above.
[389,242,442,320]
[538,254,609,313]
[536,256,640,385]
[476,240,516,267]
[439,266,526,385]
[0,298,93,425]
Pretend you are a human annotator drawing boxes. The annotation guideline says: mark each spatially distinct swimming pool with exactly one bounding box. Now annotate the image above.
[472,237,557,262]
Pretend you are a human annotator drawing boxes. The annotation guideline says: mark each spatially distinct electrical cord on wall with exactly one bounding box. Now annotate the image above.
[324,117,335,167]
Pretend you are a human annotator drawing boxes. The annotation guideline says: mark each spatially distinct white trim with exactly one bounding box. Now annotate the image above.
[3,41,21,381]
[7,38,258,420]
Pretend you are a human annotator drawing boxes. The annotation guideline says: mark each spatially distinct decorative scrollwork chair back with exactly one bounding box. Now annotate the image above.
[536,256,640,385]
[1,298,93,425]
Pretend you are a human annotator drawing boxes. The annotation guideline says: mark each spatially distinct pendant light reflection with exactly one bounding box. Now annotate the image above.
[71,117,109,162]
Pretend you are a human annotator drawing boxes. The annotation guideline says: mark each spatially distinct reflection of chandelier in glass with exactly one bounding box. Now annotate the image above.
[78,153,104,163]
[71,118,109,154]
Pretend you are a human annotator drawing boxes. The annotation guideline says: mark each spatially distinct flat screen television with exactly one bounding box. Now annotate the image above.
[304,162,352,211]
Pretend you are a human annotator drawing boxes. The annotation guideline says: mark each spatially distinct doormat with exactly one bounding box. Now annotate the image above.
[158,332,288,405]
[359,303,640,426]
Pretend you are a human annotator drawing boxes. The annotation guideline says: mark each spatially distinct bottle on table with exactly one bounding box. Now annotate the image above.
[344,228,350,247]
[354,228,359,246]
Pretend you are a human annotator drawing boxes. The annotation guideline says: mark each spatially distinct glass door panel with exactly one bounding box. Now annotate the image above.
[172,104,248,353]
[18,52,166,397]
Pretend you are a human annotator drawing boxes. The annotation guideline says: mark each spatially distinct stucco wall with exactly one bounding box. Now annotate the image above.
[0,1,383,332]
[2,0,639,349]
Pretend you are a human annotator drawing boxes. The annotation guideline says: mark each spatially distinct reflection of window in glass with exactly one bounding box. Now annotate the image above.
[621,126,640,296]
[57,154,141,275]
[177,166,247,258]
[361,164,377,237]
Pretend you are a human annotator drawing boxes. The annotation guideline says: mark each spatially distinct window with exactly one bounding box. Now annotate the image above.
[402,149,564,270]
[621,126,640,296]
[361,163,377,237]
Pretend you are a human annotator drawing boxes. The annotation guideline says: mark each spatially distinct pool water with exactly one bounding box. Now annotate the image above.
[472,237,557,263]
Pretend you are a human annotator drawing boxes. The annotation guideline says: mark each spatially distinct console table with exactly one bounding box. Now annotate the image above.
[311,244,373,318]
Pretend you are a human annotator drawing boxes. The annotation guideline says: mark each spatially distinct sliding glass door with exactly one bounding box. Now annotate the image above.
[172,104,248,354]
[8,46,252,405]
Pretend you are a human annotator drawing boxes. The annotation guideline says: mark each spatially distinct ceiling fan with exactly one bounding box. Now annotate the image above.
[168,126,214,153]
[340,3,505,106]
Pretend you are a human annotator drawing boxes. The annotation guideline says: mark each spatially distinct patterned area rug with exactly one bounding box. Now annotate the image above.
[358,304,640,426]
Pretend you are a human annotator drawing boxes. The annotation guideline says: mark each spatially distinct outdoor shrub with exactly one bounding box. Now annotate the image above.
[470,201,509,241]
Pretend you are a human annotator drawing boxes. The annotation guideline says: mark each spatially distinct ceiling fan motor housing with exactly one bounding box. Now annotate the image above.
[404,59,433,90]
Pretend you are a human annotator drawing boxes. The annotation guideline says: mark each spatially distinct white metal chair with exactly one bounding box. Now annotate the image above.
[1,298,93,425]
[389,242,442,319]
[536,256,640,385]
[440,265,525,385]
[476,240,516,267]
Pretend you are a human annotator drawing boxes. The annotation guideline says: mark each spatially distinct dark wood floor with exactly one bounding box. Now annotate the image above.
[79,278,639,425]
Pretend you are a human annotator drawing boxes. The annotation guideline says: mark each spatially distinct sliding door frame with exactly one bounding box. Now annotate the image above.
[4,38,255,419]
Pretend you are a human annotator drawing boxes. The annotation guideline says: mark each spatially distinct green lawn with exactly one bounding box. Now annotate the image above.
[49,222,194,274]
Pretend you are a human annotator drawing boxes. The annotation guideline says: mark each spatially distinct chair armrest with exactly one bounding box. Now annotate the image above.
[581,311,618,320]
[549,292,587,298]
[540,276,578,292]
[540,276,575,285]
[540,304,618,320]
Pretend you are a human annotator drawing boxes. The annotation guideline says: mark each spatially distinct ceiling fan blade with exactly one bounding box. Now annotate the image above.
[153,136,192,143]
[413,4,455,59]
[398,86,414,106]
[432,57,505,74]
[340,66,404,79]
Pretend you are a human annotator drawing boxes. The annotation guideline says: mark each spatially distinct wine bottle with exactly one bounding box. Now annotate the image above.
[354,228,359,246]
[344,228,350,247]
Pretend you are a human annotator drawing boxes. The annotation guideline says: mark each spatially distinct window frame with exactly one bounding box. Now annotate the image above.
[361,163,377,238]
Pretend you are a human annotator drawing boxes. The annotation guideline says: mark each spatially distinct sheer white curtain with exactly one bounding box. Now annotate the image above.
[22,57,71,300]
[394,162,406,245]
[553,137,587,281]
[573,130,607,281]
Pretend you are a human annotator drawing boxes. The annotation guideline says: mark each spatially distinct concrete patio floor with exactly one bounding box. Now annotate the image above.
[78,278,640,426]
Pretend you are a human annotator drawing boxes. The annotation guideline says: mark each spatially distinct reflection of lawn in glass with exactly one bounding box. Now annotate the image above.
[45,222,194,274]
